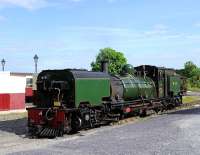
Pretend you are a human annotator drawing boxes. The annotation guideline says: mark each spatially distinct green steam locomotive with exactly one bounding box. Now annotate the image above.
[27,62,183,137]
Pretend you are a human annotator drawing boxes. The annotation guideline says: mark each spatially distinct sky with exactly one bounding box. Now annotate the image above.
[0,0,200,72]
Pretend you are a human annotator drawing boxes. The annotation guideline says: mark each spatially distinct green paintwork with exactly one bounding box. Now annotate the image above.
[141,77,157,99]
[120,75,156,100]
[158,80,164,97]
[75,78,110,107]
[168,76,181,96]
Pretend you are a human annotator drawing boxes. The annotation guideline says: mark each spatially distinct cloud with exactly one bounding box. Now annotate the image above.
[62,26,130,33]
[61,26,142,39]
[0,0,119,10]
[1,23,200,71]
[145,24,168,36]
[0,0,51,10]
[61,24,178,41]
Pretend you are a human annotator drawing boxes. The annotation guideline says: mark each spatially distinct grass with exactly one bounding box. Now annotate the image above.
[0,112,27,121]
[183,96,200,104]
[188,87,200,92]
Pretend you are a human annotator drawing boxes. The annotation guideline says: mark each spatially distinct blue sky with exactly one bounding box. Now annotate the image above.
[0,0,200,72]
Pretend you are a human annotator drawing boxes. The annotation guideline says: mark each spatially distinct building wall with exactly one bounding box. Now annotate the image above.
[0,72,26,111]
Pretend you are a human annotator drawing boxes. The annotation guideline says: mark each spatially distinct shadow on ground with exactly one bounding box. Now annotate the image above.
[0,118,27,136]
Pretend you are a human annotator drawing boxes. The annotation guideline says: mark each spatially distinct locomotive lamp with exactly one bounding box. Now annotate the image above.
[1,58,6,71]
[33,54,39,73]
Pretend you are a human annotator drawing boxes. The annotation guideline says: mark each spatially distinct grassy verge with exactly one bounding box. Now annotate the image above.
[0,112,27,121]
[183,96,200,104]
[188,87,200,92]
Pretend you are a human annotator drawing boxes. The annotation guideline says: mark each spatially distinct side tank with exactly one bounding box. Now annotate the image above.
[111,65,157,101]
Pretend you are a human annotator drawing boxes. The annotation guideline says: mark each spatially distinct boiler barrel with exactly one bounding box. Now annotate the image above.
[111,75,156,101]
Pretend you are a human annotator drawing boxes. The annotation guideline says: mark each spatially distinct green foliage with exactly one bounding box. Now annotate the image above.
[91,48,127,74]
[178,61,200,88]
[183,61,198,78]
[183,96,200,104]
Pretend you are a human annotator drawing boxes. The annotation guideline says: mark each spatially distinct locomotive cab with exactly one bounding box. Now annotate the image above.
[134,65,182,106]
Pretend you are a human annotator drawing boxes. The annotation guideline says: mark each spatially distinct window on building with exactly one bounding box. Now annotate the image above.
[26,78,33,87]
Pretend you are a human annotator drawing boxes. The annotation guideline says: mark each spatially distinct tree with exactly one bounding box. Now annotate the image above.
[91,48,127,74]
[179,61,200,88]
[190,67,200,87]
[183,61,197,78]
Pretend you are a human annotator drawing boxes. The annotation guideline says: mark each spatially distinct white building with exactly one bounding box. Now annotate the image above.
[0,71,33,111]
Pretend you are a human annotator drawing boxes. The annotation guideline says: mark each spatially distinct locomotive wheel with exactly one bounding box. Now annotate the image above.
[153,108,160,113]
[139,109,147,117]
[120,112,125,120]
[71,113,82,133]
[64,113,73,134]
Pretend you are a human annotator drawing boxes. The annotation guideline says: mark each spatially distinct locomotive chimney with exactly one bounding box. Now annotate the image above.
[143,65,146,77]
[101,60,109,73]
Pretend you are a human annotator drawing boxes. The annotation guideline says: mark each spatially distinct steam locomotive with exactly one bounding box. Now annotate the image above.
[27,62,183,137]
